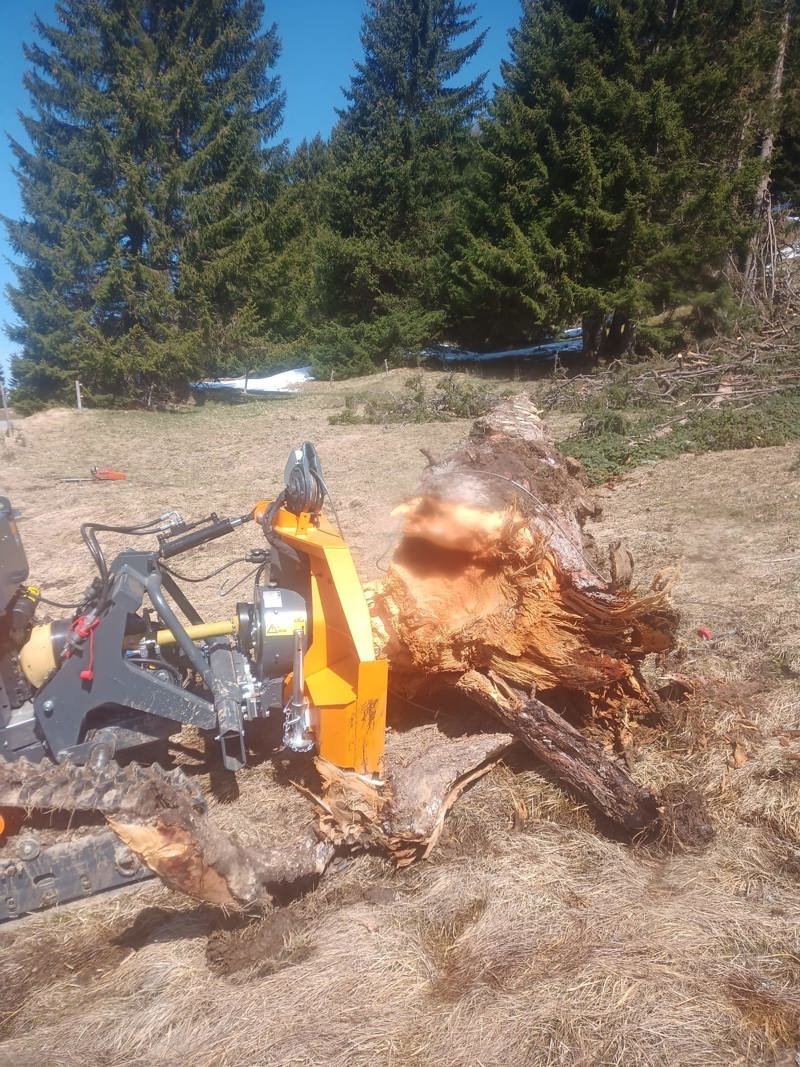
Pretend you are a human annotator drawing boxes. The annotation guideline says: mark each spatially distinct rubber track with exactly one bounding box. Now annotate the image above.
[0,757,206,821]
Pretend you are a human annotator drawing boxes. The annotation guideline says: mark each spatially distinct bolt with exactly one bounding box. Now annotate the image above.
[40,888,58,908]
[88,740,114,772]
[16,837,40,861]
[114,846,140,877]
[42,699,54,715]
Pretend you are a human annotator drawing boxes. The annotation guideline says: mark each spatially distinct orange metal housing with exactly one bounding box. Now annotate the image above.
[257,504,388,774]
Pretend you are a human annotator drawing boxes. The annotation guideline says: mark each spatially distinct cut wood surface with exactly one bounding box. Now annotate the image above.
[371,395,677,716]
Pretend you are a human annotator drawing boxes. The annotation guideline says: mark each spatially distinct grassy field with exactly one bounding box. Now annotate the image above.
[0,368,799,1066]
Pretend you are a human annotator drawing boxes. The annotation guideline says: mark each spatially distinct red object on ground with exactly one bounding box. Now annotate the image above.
[92,467,127,481]
[697,626,712,641]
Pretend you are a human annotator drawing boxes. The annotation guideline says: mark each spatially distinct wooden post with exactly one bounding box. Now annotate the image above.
[384,359,389,375]
[0,379,12,436]
[75,380,83,412]
[243,369,249,396]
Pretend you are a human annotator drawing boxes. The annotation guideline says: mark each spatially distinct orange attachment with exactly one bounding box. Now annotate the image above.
[252,499,270,525]
[269,506,388,774]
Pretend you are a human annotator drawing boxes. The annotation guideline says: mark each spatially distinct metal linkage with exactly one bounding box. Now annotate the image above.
[0,829,153,921]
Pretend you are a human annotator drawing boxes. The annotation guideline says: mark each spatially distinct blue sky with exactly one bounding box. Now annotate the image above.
[0,0,522,376]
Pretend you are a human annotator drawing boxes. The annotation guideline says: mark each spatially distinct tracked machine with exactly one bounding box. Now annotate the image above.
[0,443,388,920]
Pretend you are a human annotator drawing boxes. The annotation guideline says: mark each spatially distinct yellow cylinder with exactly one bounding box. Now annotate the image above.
[124,618,237,649]
[19,624,58,688]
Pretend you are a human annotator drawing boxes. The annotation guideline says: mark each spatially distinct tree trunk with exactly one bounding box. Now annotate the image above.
[742,2,792,293]
[601,310,636,360]
[581,313,603,360]
[456,671,659,833]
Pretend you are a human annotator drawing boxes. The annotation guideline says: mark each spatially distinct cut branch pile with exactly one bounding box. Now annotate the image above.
[541,290,800,420]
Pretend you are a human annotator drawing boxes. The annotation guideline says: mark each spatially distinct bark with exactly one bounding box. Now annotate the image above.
[753,3,791,217]
[581,314,603,360]
[743,2,792,291]
[601,310,636,360]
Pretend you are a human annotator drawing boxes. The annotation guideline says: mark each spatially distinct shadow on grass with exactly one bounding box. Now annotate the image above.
[191,386,298,408]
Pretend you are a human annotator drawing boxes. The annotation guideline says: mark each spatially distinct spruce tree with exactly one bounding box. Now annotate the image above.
[457,0,782,354]
[311,0,486,376]
[6,0,283,408]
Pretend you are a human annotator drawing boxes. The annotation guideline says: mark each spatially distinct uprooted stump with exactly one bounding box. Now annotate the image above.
[367,395,684,838]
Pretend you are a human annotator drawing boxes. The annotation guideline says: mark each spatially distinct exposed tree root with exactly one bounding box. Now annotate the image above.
[455,670,659,833]
[300,725,514,866]
[0,757,333,910]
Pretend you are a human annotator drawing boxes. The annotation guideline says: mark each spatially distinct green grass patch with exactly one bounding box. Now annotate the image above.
[329,373,509,425]
[563,392,800,483]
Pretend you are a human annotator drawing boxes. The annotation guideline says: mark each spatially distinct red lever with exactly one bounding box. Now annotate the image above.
[70,614,100,681]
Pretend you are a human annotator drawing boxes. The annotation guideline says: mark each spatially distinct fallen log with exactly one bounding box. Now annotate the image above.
[369,396,680,833]
[456,671,658,833]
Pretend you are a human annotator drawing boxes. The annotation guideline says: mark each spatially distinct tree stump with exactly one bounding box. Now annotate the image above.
[369,396,679,833]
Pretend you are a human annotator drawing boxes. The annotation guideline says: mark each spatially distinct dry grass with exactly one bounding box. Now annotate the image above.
[1,380,799,1066]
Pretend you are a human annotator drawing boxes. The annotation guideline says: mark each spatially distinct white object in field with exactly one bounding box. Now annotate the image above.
[200,366,313,393]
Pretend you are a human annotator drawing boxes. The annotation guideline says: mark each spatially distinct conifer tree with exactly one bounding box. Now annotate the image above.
[215,136,331,381]
[457,0,783,354]
[311,0,486,376]
[6,0,283,408]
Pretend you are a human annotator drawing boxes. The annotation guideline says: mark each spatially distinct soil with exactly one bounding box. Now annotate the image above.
[206,908,311,976]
